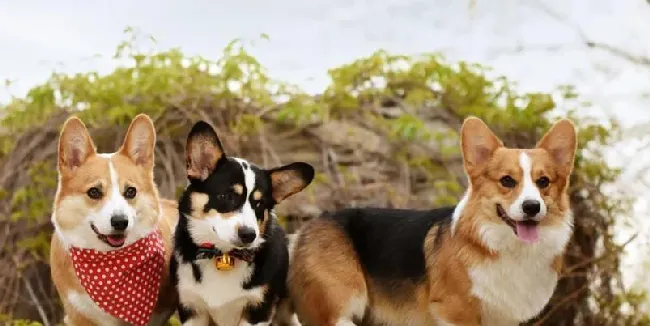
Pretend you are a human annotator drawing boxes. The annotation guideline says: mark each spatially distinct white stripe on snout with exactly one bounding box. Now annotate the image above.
[506,152,547,221]
[233,158,264,244]
[235,158,260,228]
[94,153,136,233]
[190,158,266,249]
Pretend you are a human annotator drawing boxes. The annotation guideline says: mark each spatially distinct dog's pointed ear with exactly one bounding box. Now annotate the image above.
[536,119,577,175]
[460,117,503,177]
[119,114,156,168]
[58,117,97,174]
[186,121,225,181]
[269,162,315,203]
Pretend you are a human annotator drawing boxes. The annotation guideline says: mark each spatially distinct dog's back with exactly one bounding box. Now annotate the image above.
[288,207,455,326]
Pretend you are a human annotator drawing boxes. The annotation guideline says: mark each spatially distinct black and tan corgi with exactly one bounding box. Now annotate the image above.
[171,121,314,326]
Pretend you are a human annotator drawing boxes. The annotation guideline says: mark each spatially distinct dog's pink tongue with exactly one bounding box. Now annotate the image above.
[515,222,539,244]
[107,235,125,247]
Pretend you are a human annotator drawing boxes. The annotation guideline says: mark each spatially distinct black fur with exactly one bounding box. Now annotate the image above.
[323,207,456,282]
[172,205,289,323]
[171,120,314,325]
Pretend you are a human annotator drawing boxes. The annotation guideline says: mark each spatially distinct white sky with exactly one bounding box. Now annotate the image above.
[2,0,650,298]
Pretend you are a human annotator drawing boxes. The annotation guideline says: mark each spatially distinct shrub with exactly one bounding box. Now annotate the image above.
[0,29,645,325]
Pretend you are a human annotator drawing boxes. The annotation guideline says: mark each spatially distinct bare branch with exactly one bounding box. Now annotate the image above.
[524,0,650,68]
[585,41,650,66]
[23,278,50,326]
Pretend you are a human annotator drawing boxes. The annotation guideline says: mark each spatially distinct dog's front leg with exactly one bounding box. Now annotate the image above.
[239,297,275,326]
[430,301,481,326]
[63,312,96,326]
[181,313,210,326]
[178,304,210,326]
[271,298,301,326]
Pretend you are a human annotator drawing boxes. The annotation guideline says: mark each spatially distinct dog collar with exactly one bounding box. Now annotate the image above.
[69,229,164,326]
[196,243,256,271]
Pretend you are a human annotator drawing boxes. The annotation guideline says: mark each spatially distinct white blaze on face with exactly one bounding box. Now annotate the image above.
[55,153,144,251]
[188,158,264,250]
[89,154,136,234]
[506,152,547,221]
[232,158,263,246]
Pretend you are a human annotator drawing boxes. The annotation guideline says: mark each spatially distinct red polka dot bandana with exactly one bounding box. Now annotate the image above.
[69,229,165,326]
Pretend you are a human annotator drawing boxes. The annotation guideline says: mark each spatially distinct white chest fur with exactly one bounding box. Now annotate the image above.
[176,258,266,324]
[67,291,126,326]
[469,254,557,324]
[468,217,571,324]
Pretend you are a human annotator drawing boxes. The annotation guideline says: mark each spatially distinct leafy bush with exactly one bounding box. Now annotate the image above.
[0,29,645,325]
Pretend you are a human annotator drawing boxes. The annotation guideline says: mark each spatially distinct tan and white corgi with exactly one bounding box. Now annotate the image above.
[287,117,577,326]
[50,114,178,326]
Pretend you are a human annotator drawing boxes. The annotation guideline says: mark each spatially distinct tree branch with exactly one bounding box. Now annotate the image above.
[526,0,650,68]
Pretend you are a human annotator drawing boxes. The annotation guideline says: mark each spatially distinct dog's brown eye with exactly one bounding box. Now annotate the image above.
[536,176,550,189]
[87,187,102,200]
[500,176,517,188]
[124,187,137,199]
[217,193,233,201]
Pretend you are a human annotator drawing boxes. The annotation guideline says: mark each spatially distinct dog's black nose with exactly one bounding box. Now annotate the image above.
[237,226,256,244]
[110,214,129,231]
[522,200,541,218]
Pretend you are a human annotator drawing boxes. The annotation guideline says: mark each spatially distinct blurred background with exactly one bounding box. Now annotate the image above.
[1,0,650,325]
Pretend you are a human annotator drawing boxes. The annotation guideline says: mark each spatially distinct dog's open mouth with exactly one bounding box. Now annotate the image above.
[496,204,540,244]
[90,223,126,248]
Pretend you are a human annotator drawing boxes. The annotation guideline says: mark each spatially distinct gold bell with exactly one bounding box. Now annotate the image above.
[215,253,235,271]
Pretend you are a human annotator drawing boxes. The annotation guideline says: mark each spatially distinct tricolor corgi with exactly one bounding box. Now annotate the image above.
[288,117,577,326]
[171,121,314,326]
[50,114,178,326]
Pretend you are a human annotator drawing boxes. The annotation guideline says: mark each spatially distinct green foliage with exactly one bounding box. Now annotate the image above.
[0,314,43,326]
[8,320,42,326]
[0,29,283,144]
[10,162,57,223]
[0,29,644,324]
[4,161,57,261]
[167,315,181,326]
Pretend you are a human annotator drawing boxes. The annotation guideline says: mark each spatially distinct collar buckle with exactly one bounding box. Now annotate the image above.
[197,243,256,271]
[215,253,235,270]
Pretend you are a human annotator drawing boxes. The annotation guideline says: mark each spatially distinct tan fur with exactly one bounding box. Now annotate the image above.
[188,192,239,220]
[551,255,564,274]
[289,117,577,326]
[186,127,223,181]
[271,169,309,202]
[54,155,111,230]
[233,184,244,195]
[50,115,179,325]
[258,209,269,237]
[364,279,435,325]
[288,219,367,326]
[426,119,575,324]
[426,221,490,324]
[253,190,262,201]
[51,200,179,325]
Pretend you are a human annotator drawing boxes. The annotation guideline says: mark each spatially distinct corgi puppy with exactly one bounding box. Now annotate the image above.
[50,114,178,326]
[171,121,314,326]
[288,117,577,326]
